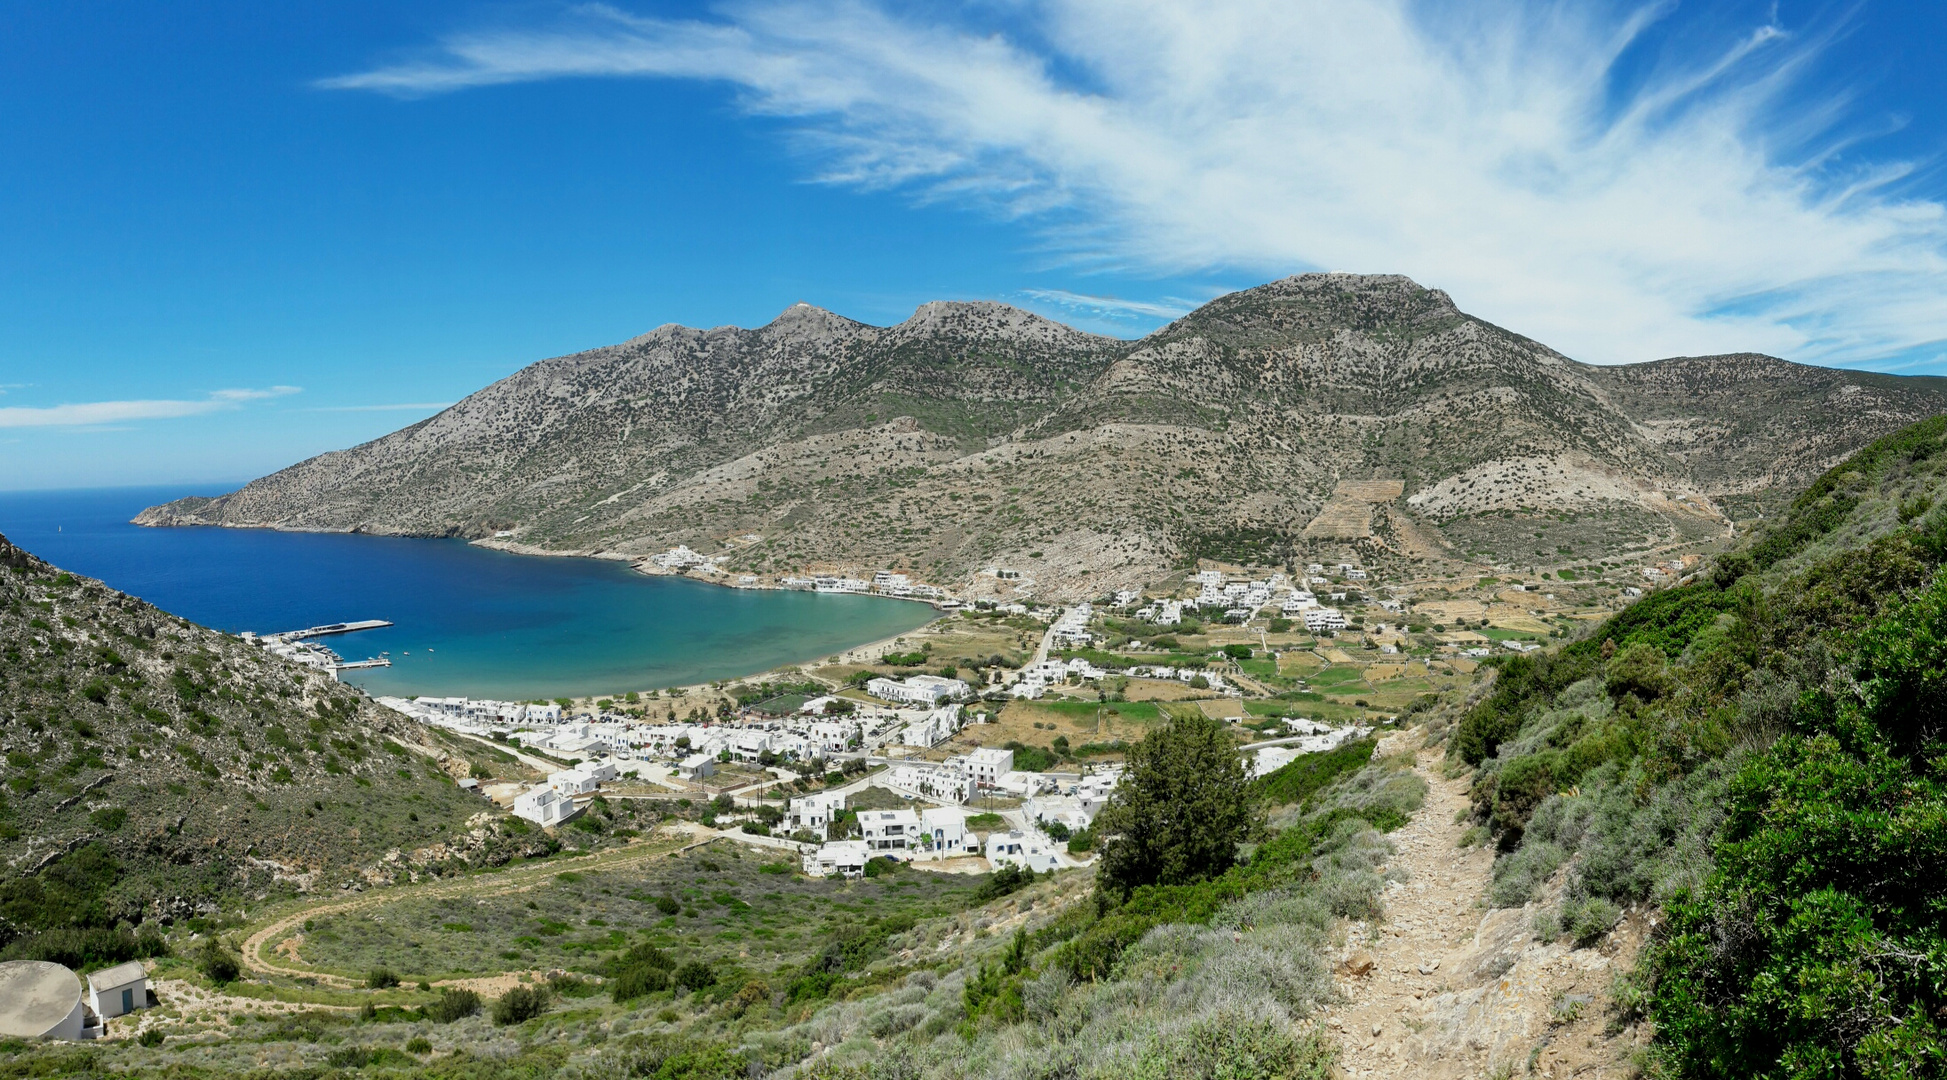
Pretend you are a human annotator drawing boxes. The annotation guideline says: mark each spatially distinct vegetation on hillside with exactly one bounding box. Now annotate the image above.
[0,531,568,969]
[1450,415,1947,1077]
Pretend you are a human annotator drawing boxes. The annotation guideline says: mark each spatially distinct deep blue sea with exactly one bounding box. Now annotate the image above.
[0,487,934,700]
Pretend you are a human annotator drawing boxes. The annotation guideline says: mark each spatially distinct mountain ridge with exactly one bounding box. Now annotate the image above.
[136,274,1947,596]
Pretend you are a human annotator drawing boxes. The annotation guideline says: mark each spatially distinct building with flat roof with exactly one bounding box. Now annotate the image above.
[0,961,86,1041]
[512,784,577,827]
[86,961,148,1021]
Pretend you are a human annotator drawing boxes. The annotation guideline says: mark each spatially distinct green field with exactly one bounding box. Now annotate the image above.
[1023,699,1164,723]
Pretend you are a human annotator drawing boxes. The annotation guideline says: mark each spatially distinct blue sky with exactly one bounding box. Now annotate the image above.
[2,0,1944,490]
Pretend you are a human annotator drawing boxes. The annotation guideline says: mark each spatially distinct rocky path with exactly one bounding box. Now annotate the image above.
[1325,731,1645,1079]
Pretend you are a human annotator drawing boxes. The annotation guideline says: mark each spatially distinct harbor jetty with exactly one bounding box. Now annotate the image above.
[241,621,392,679]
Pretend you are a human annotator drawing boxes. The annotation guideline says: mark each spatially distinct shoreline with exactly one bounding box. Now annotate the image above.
[473,534,968,612]
[116,516,945,703]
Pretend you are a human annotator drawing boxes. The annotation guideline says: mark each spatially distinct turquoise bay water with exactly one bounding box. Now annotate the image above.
[0,487,934,699]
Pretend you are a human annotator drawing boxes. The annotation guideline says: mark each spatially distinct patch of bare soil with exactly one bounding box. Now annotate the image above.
[1325,731,1649,1078]
[1304,480,1408,539]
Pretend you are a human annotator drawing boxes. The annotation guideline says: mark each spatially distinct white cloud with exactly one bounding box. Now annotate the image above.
[306,402,456,413]
[0,387,301,429]
[1019,289,1197,323]
[322,1,1947,367]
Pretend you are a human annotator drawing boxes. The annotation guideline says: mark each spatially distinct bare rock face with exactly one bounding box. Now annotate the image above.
[135,275,1947,595]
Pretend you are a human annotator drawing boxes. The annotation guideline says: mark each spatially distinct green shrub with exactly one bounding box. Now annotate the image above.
[1255,738,1375,807]
[365,967,400,989]
[136,1030,163,1047]
[491,985,550,1026]
[405,1036,432,1055]
[199,940,240,984]
[973,863,1034,903]
[422,987,480,1023]
[673,960,716,993]
[611,963,670,1001]
[1132,1011,1335,1080]
[1646,727,1947,1078]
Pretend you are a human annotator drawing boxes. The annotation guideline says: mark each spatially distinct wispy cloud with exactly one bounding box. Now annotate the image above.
[0,387,301,429]
[1019,289,1197,322]
[306,402,456,413]
[322,1,1947,367]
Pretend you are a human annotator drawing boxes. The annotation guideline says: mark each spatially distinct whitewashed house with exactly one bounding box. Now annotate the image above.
[726,730,773,762]
[802,840,871,878]
[896,705,962,748]
[1024,793,1091,833]
[985,830,1061,873]
[952,747,1014,789]
[677,753,717,780]
[886,762,974,803]
[859,808,921,852]
[86,962,148,1021]
[920,807,971,855]
[786,791,847,833]
[1074,772,1120,821]
[807,721,857,754]
[865,675,970,707]
[1302,607,1348,631]
[513,785,576,827]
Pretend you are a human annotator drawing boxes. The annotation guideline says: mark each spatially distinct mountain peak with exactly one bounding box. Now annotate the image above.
[760,301,868,345]
[1152,271,1464,346]
[892,299,1113,346]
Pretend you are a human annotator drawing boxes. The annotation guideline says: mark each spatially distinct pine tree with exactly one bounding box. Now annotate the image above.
[1095,712,1257,897]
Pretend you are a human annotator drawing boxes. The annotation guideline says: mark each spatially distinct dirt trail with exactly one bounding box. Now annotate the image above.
[1325,730,1647,1079]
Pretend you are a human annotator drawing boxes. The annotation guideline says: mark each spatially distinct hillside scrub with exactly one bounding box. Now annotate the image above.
[1452,416,1947,1077]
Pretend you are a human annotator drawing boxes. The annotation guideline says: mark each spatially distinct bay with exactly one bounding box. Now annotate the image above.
[0,487,935,700]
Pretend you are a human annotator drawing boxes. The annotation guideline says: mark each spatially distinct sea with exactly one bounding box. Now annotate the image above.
[0,487,935,700]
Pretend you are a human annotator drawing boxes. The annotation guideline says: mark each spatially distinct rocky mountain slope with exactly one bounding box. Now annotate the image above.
[137,275,1947,596]
[0,531,543,940]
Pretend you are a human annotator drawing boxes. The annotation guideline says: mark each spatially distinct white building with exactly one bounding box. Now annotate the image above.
[677,753,718,780]
[920,807,972,855]
[1074,772,1121,821]
[513,785,577,827]
[1049,603,1095,648]
[86,961,148,1022]
[859,808,921,852]
[650,545,712,570]
[994,770,1057,797]
[807,720,857,753]
[1302,607,1348,631]
[549,759,617,796]
[896,705,963,748]
[803,840,872,878]
[786,791,847,833]
[985,830,1061,873]
[1023,793,1092,833]
[865,675,971,707]
[886,762,974,804]
[725,730,773,762]
[952,747,1014,789]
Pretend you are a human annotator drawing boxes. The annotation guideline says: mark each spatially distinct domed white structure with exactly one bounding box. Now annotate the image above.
[0,960,85,1041]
